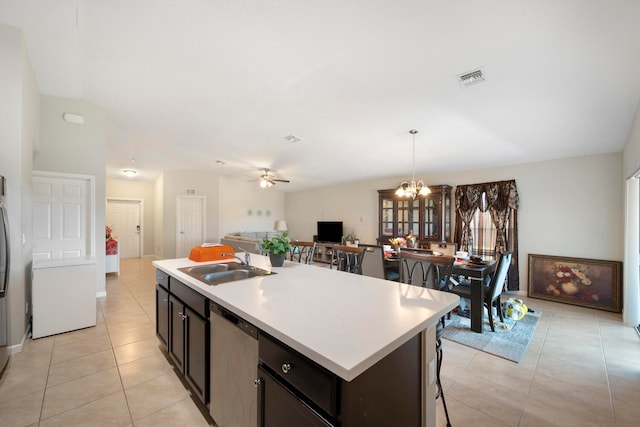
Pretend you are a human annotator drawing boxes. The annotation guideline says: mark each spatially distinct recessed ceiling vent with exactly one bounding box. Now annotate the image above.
[458,69,485,87]
[283,135,301,143]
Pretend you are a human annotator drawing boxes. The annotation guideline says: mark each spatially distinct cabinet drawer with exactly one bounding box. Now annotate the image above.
[259,334,338,418]
[156,269,169,289]
[170,277,208,317]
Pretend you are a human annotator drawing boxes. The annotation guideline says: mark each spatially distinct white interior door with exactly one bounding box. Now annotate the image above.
[32,175,89,261]
[107,199,142,259]
[176,196,206,258]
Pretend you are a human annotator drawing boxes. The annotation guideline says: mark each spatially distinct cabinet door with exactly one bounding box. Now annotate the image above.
[185,306,208,404]
[168,295,185,370]
[258,366,333,427]
[156,285,169,349]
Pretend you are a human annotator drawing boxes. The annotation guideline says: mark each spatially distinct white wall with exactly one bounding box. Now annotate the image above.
[285,152,624,290]
[0,25,38,349]
[158,170,221,259]
[218,175,286,238]
[34,96,107,294]
[106,178,155,256]
[154,174,164,258]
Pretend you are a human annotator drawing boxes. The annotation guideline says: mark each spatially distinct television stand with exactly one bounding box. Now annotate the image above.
[312,242,336,264]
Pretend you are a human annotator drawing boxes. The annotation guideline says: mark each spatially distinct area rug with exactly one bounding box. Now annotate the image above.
[442,310,542,363]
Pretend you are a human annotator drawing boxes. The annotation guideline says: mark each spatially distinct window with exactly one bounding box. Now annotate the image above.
[454,180,519,289]
[468,192,497,259]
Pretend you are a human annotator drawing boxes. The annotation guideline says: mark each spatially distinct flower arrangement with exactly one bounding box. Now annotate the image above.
[389,237,407,247]
[106,226,113,240]
[545,263,597,301]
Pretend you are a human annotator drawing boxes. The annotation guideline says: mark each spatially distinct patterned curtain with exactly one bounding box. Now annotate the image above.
[454,185,483,252]
[455,180,520,290]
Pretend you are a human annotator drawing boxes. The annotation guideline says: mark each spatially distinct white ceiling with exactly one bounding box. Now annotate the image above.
[2,0,640,191]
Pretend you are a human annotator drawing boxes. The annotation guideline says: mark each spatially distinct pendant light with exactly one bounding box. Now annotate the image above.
[395,129,431,199]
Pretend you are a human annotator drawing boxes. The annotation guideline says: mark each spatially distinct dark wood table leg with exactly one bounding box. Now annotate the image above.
[470,278,484,333]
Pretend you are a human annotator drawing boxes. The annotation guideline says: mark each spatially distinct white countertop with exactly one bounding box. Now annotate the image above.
[153,254,459,381]
[33,256,97,269]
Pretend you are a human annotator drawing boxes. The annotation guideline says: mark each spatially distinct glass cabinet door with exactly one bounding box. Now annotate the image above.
[423,197,437,238]
[397,200,419,236]
[381,198,394,238]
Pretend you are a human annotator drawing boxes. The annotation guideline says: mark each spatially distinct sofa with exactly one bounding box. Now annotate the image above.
[220,231,282,254]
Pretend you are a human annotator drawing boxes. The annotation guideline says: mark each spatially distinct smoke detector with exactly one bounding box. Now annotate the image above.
[458,69,485,87]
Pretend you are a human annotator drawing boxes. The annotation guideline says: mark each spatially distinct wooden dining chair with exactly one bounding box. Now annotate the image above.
[330,245,366,274]
[398,251,454,427]
[448,251,513,332]
[428,241,457,257]
[289,241,317,265]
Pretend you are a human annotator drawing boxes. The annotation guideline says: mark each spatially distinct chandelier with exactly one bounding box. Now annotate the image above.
[395,129,431,199]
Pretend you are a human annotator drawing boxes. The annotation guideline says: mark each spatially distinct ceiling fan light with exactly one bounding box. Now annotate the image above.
[260,179,268,188]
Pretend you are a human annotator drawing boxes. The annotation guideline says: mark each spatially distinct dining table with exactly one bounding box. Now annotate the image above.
[451,259,497,333]
[385,251,497,334]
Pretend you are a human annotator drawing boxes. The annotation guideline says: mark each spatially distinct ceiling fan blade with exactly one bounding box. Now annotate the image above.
[273,179,290,183]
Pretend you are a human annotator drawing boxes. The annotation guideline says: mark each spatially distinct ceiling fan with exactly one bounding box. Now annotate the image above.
[258,169,290,188]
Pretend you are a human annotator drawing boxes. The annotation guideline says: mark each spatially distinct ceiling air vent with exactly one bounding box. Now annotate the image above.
[458,69,485,87]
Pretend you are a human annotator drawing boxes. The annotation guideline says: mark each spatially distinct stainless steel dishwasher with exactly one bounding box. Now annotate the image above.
[209,302,258,427]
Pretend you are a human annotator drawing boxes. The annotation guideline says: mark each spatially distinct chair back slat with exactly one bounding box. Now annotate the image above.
[331,245,366,274]
[289,241,317,265]
[399,251,455,290]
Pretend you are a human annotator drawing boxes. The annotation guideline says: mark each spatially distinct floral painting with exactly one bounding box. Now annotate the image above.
[528,254,622,312]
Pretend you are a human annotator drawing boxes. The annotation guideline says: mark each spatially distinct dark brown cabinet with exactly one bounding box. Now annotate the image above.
[257,333,422,427]
[378,185,452,245]
[156,284,170,349]
[258,366,332,427]
[155,270,209,406]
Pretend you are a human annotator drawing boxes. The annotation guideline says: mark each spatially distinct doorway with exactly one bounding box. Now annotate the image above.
[106,199,143,259]
[176,196,206,258]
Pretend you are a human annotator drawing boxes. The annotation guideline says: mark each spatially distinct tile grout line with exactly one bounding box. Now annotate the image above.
[596,312,617,426]
[102,270,140,426]
[515,307,553,426]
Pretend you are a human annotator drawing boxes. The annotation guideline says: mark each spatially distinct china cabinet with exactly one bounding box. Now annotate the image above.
[377,185,452,246]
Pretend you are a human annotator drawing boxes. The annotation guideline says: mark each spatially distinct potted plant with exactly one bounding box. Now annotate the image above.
[261,232,291,267]
[342,231,359,247]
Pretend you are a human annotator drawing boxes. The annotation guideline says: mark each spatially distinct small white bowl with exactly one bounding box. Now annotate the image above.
[456,251,469,258]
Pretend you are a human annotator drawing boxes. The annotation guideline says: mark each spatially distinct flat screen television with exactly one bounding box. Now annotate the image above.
[317,221,343,243]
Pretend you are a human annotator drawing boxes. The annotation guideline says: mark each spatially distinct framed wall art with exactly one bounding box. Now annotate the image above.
[528,254,622,312]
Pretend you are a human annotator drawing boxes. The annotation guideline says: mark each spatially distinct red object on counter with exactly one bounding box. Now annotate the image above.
[106,238,118,255]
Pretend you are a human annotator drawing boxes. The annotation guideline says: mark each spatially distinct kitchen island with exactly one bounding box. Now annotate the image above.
[153,254,459,427]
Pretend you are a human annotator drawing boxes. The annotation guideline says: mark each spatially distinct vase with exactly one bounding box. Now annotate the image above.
[269,253,285,267]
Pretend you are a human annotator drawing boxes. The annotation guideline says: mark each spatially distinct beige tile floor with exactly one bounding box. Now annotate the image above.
[0,257,638,426]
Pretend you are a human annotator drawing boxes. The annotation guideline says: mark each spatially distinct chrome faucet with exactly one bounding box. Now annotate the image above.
[221,252,250,266]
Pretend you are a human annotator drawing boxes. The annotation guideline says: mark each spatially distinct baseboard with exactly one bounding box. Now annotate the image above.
[9,327,29,354]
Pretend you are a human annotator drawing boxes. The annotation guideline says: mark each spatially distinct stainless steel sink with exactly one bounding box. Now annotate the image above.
[178,262,275,286]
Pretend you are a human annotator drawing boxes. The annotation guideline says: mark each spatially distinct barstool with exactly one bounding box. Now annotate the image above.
[399,250,454,427]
